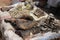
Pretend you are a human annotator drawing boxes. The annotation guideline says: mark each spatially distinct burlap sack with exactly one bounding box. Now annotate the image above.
[0,0,12,7]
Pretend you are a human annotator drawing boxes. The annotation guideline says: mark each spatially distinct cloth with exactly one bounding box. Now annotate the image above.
[47,0,60,7]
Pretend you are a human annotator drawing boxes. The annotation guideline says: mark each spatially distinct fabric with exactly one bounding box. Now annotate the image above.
[47,0,60,7]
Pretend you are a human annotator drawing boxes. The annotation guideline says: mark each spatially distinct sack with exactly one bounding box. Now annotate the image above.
[0,0,12,6]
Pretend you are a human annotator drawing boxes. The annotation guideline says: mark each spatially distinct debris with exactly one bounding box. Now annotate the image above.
[0,1,60,40]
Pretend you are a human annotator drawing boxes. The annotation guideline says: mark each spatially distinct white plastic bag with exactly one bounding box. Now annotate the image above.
[12,0,24,4]
[0,11,11,20]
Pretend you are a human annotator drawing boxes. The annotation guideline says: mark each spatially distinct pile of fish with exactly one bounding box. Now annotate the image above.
[0,1,60,40]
